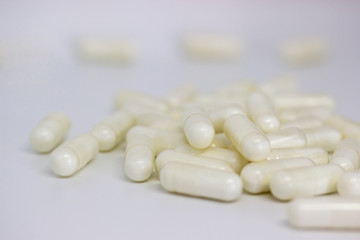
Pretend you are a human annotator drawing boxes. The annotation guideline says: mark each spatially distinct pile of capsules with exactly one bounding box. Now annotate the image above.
[29,78,360,230]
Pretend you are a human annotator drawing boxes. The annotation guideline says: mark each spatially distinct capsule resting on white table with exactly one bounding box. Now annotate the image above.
[331,138,360,171]
[124,126,186,182]
[267,127,306,149]
[160,162,243,202]
[280,116,324,130]
[209,104,245,133]
[266,147,329,165]
[303,126,341,152]
[337,171,360,197]
[246,91,280,133]
[326,115,360,139]
[50,134,99,177]
[155,150,233,173]
[273,94,335,110]
[270,164,344,201]
[183,34,242,60]
[279,106,333,122]
[91,111,135,151]
[241,158,314,194]
[30,112,71,153]
[183,106,215,149]
[224,114,271,161]
[288,196,360,230]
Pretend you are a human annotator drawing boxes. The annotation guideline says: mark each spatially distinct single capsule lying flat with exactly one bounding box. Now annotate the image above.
[337,171,360,197]
[50,134,99,177]
[246,91,280,133]
[155,149,233,173]
[160,162,243,202]
[224,114,271,161]
[91,110,135,151]
[266,147,329,165]
[331,138,360,171]
[240,157,314,194]
[183,106,215,149]
[270,164,344,201]
[30,112,71,153]
[288,196,360,230]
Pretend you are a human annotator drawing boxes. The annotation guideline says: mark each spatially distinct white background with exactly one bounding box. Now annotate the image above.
[1,0,360,239]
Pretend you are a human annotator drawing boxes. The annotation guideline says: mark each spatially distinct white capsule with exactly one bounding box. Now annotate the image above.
[224,114,271,161]
[30,112,71,153]
[282,38,329,65]
[337,171,360,197]
[174,144,248,173]
[279,106,333,122]
[210,133,233,148]
[160,162,243,202]
[91,111,135,151]
[114,91,168,113]
[183,34,242,60]
[183,106,215,149]
[137,111,182,131]
[280,116,324,130]
[326,115,360,139]
[50,134,99,177]
[266,147,329,165]
[288,196,360,230]
[273,94,335,110]
[155,150,233,173]
[303,126,341,152]
[241,158,314,194]
[267,127,306,149]
[246,91,280,133]
[124,126,186,182]
[77,39,136,63]
[209,104,245,133]
[331,138,360,171]
[270,164,344,201]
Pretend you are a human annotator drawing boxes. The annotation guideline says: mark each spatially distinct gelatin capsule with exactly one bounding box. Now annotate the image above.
[303,126,341,152]
[326,115,360,140]
[224,114,271,161]
[30,112,71,153]
[280,116,324,130]
[240,157,314,194]
[91,111,135,151]
[266,147,329,165]
[331,138,360,171]
[273,94,335,110]
[50,134,99,177]
[267,127,306,149]
[270,164,344,201]
[288,196,360,230]
[209,104,245,133]
[160,162,243,202]
[279,106,333,122]
[246,91,280,133]
[337,171,360,197]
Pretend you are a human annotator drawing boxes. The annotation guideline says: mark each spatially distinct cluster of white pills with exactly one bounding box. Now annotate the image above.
[30,78,360,230]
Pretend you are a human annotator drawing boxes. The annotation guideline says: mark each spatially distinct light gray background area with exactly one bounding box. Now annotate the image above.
[1,1,360,239]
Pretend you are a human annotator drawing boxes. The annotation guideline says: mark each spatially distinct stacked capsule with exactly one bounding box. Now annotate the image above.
[29,78,360,229]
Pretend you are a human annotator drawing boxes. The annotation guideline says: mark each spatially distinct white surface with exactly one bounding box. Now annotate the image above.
[1,0,360,239]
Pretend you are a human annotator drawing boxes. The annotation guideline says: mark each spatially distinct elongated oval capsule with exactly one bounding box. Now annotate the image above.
[266,147,329,165]
[30,112,71,153]
[160,162,243,202]
[240,158,314,194]
[270,164,344,201]
[155,150,233,173]
[246,91,280,133]
[50,134,99,177]
[266,127,306,149]
[91,111,135,151]
[273,94,335,110]
[288,196,360,230]
[224,114,270,161]
[209,104,245,133]
[303,126,341,152]
[280,116,324,130]
[331,138,360,171]
[337,171,360,197]
[183,106,215,149]
[326,115,360,139]
[279,106,333,122]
